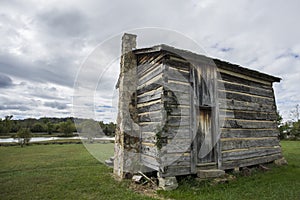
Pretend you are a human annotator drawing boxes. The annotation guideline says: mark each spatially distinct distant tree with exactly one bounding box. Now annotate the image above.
[31,123,46,133]
[59,119,76,136]
[0,115,13,135]
[79,119,101,142]
[46,122,54,134]
[106,122,116,136]
[14,128,32,147]
[11,121,20,133]
[290,120,300,138]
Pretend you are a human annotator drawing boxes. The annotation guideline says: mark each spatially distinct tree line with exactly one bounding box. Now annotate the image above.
[0,116,116,137]
[278,104,300,140]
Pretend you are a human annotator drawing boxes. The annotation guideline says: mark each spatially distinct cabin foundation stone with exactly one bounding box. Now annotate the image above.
[274,157,288,166]
[158,177,178,190]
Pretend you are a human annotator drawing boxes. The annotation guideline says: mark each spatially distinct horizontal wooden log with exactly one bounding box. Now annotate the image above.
[219,91,274,105]
[164,90,191,104]
[138,111,162,123]
[167,67,190,82]
[222,147,282,161]
[141,154,160,171]
[220,110,277,121]
[219,99,276,112]
[164,59,190,72]
[166,127,191,139]
[137,61,162,77]
[137,84,162,96]
[137,74,163,89]
[165,81,191,94]
[137,102,162,113]
[164,107,190,116]
[137,53,165,75]
[137,90,162,104]
[218,81,274,98]
[138,65,163,85]
[217,71,272,89]
[221,128,279,138]
[167,116,190,126]
[162,166,191,177]
[161,153,191,164]
[221,153,282,170]
[162,138,191,153]
[221,137,279,151]
[223,119,276,129]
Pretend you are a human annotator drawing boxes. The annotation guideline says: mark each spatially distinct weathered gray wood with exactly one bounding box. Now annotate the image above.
[141,144,159,157]
[162,166,191,177]
[165,82,191,94]
[220,110,277,121]
[167,116,190,126]
[219,91,275,105]
[164,58,190,72]
[218,81,274,98]
[219,99,276,112]
[164,95,190,107]
[221,153,282,170]
[221,137,279,151]
[164,107,190,116]
[167,127,191,139]
[222,147,282,161]
[162,138,191,153]
[138,111,162,123]
[217,72,273,90]
[221,128,279,138]
[223,119,277,129]
[160,153,191,166]
[141,154,160,171]
[137,84,162,96]
[137,102,162,114]
[138,65,163,85]
[137,53,165,75]
[138,62,162,77]
[167,67,190,82]
[137,90,162,104]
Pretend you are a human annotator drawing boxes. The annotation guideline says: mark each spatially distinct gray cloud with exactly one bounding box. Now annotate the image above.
[0,74,13,88]
[36,7,89,38]
[0,104,30,111]
[44,101,68,110]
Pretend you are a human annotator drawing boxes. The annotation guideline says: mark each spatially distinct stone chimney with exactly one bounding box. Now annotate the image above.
[114,33,140,179]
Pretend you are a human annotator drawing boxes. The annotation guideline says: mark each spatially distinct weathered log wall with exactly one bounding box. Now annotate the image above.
[136,47,282,176]
[159,56,192,177]
[137,53,193,176]
[137,52,165,171]
[217,65,282,170]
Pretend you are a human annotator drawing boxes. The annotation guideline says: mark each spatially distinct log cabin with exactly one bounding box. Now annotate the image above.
[114,33,284,187]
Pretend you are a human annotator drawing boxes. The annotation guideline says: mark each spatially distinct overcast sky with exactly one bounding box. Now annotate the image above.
[0,0,299,122]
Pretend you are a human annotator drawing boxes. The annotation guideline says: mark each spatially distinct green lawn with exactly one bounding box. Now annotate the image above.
[0,143,154,200]
[0,141,299,200]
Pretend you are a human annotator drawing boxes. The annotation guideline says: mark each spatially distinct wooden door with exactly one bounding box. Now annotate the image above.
[197,107,215,163]
[190,64,217,167]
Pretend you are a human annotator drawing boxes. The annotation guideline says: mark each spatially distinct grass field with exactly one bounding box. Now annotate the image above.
[0,141,299,200]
